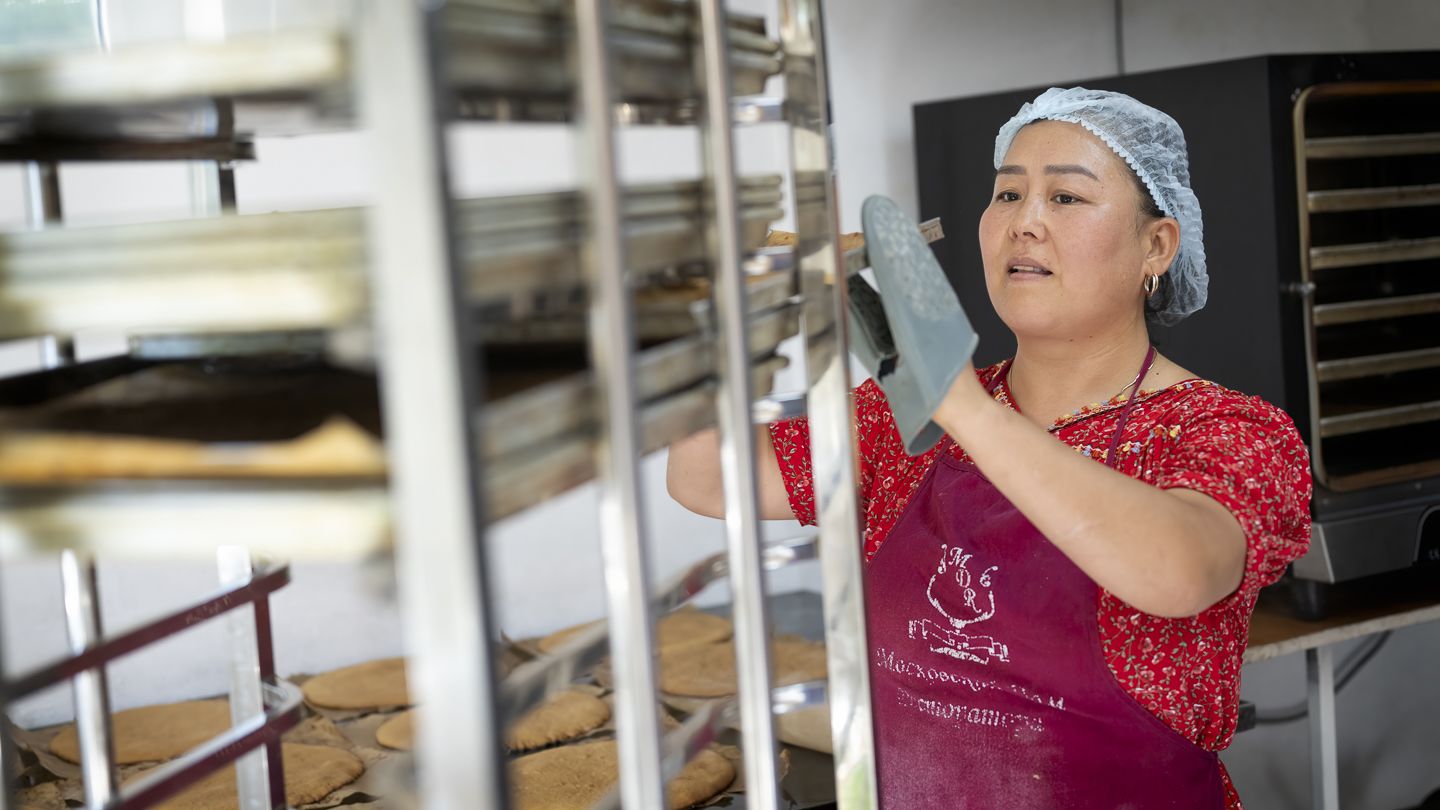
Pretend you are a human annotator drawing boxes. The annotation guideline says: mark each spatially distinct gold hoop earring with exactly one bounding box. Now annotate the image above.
[1143,274,1160,297]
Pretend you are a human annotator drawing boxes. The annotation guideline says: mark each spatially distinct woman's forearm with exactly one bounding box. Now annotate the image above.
[666,428,727,518]
[933,380,1246,618]
[666,426,797,521]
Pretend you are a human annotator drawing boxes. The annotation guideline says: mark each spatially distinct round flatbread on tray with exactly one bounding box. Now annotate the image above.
[50,699,231,765]
[659,636,827,698]
[510,740,734,810]
[537,610,733,655]
[302,657,409,710]
[377,690,612,753]
[122,743,363,810]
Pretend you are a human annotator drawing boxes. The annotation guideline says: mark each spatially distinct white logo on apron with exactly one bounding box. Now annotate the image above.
[908,544,1010,665]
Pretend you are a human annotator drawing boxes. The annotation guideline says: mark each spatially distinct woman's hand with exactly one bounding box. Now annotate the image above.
[931,360,996,442]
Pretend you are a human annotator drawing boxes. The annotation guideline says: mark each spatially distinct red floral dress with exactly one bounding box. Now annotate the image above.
[768,360,1313,809]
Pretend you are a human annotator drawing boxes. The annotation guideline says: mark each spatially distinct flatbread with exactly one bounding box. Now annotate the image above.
[0,418,385,483]
[15,780,65,810]
[50,699,231,765]
[537,611,733,654]
[302,657,409,710]
[764,229,866,252]
[123,743,364,810]
[506,690,612,751]
[375,690,612,753]
[375,710,414,751]
[659,636,827,698]
[510,740,733,810]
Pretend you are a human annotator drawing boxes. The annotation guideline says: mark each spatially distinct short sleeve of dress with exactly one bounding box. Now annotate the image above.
[768,410,817,526]
[767,379,902,526]
[1150,392,1314,607]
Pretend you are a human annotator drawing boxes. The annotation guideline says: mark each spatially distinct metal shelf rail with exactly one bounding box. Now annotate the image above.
[0,553,298,810]
[776,1,881,803]
[0,0,879,807]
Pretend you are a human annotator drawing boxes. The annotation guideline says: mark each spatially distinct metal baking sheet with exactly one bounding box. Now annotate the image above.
[706,591,838,810]
[445,2,780,105]
[0,29,350,116]
[1312,291,1440,326]
[477,269,794,345]
[481,302,797,462]
[0,207,365,339]
[460,175,784,303]
[1320,399,1440,438]
[0,287,795,458]
[0,333,792,549]
[0,176,783,341]
[485,354,787,520]
[0,2,779,140]
[0,480,391,560]
[1310,235,1440,271]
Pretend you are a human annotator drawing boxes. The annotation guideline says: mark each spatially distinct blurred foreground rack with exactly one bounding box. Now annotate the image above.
[0,1,886,808]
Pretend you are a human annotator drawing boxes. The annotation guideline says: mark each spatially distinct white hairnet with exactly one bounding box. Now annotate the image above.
[993,87,1207,326]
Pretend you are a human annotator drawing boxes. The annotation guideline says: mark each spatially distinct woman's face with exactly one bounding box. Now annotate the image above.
[978,120,1171,341]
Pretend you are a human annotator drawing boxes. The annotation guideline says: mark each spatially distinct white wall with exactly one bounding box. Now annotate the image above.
[825,0,1116,231]
[3,1,1440,808]
[825,0,1440,233]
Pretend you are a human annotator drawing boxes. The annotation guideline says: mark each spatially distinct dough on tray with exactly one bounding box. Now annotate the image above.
[0,417,385,483]
[50,699,232,765]
[509,740,733,810]
[537,610,733,654]
[505,690,611,752]
[377,689,612,753]
[122,742,364,810]
[764,229,866,252]
[659,636,827,698]
[375,710,415,751]
[301,657,409,711]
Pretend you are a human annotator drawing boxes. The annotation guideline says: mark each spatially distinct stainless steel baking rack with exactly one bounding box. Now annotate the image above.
[0,0,882,808]
[0,176,785,342]
[0,1,781,142]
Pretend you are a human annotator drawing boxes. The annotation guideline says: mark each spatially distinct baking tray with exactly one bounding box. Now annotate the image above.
[0,30,350,119]
[709,590,838,810]
[505,590,839,810]
[459,175,783,305]
[476,268,795,345]
[0,305,796,555]
[0,176,783,342]
[485,353,786,519]
[0,357,785,555]
[481,300,798,460]
[0,285,796,457]
[0,479,392,560]
[0,1,779,142]
[444,1,780,109]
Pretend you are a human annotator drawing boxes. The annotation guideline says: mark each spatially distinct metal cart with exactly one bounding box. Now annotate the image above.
[0,1,886,807]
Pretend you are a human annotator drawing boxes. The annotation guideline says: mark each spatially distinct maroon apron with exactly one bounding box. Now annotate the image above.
[865,347,1225,809]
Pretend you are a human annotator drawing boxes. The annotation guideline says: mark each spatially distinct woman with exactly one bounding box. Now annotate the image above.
[667,87,1312,808]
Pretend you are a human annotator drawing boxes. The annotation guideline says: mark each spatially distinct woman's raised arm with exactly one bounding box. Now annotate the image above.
[665,426,797,521]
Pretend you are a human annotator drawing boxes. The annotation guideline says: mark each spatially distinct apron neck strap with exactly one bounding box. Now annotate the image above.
[985,360,1012,397]
[966,347,1157,468]
[1102,344,1157,468]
